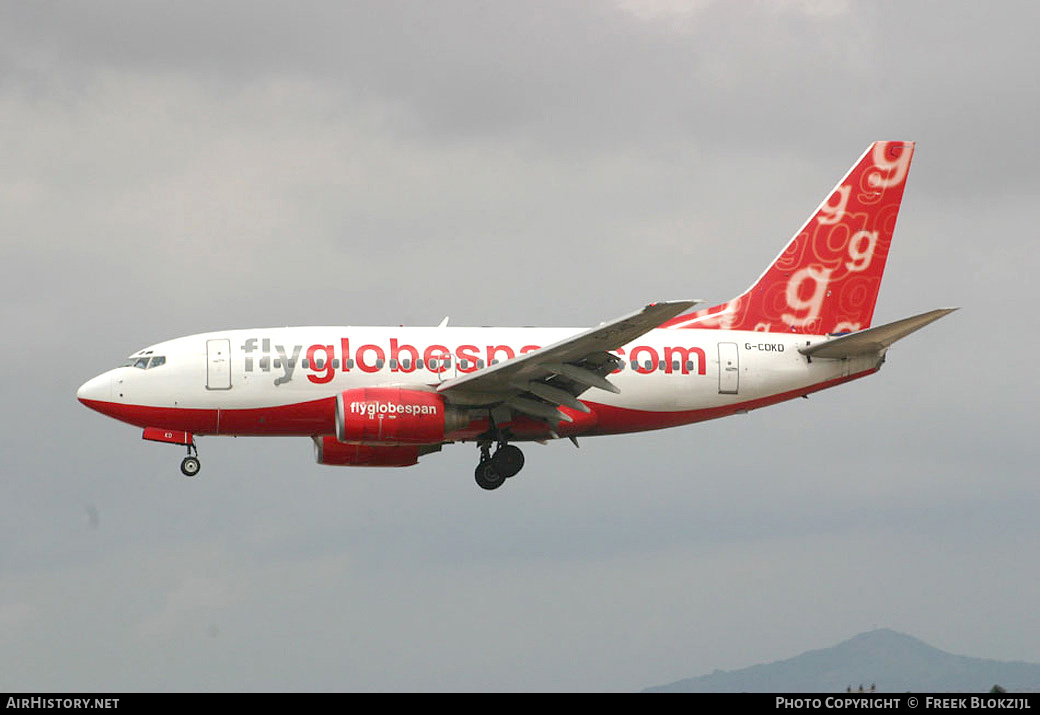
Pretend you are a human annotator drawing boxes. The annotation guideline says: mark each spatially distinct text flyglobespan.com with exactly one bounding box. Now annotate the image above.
[6,698,119,709]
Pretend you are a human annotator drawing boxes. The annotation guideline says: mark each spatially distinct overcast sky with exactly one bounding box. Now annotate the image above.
[1,0,1037,692]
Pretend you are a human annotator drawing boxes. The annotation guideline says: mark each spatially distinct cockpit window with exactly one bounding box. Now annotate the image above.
[121,355,167,369]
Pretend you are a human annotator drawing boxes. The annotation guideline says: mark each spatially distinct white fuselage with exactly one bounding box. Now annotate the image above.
[77,325,881,441]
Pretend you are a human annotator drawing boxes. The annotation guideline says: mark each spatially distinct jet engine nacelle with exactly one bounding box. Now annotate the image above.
[314,436,442,467]
[335,387,468,445]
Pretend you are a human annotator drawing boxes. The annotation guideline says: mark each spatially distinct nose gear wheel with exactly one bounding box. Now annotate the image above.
[179,440,201,477]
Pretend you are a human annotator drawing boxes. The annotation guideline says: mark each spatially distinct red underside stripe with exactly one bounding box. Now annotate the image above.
[79,369,876,440]
[78,396,337,436]
[579,369,877,436]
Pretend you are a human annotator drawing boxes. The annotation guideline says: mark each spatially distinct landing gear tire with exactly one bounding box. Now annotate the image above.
[491,444,525,478]
[474,461,505,491]
[180,456,201,477]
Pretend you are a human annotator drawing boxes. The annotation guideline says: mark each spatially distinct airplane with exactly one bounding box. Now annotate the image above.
[77,141,954,490]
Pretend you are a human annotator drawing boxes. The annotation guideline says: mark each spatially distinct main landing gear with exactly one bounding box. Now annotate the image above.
[474,439,525,490]
[180,441,201,477]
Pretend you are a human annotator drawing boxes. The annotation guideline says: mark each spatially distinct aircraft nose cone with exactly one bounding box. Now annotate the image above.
[77,373,111,404]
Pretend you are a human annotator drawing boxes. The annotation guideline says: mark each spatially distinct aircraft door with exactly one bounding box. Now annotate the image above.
[207,339,232,390]
[718,342,739,395]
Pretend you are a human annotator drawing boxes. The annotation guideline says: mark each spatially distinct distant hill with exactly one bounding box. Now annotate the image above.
[644,629,1040,693]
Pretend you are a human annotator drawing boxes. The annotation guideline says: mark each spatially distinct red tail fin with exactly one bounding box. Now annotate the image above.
[662,141,915,334]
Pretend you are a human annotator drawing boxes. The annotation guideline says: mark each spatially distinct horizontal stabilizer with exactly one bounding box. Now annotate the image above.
[799,308,957,359]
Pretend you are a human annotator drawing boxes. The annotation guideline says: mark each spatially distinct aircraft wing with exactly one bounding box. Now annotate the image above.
[436,300,700,422]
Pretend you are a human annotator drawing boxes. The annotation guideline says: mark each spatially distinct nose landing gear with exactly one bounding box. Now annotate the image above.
[180,441,201,477]
[142,428,201,478]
